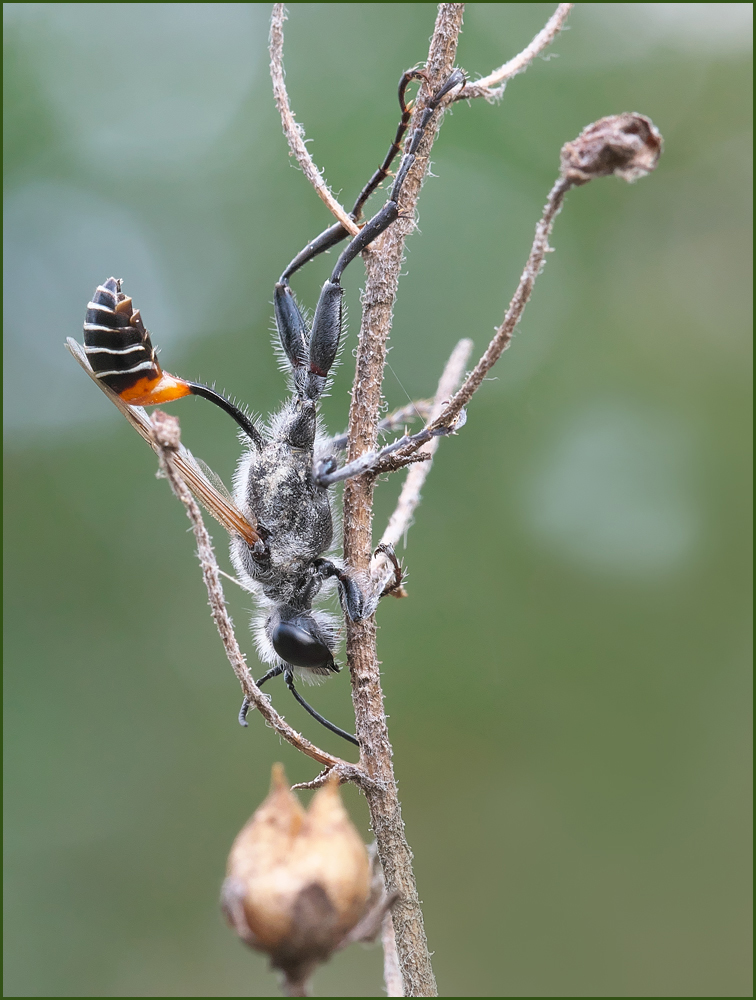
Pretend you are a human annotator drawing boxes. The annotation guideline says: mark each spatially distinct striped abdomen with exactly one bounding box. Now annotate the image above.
[83,277,191,405]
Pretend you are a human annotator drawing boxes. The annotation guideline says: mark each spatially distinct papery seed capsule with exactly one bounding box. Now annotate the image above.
[221,764,371,987]
[559,113,662,186]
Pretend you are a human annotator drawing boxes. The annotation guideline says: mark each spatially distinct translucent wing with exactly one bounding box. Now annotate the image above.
[196,458,235,504]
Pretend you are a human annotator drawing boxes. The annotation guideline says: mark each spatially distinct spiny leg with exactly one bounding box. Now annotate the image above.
[279,69,428,285]
[292,70,465,406]
[274,71,464,405]
[238,664,284,727]
[327,69,466,286]
[284,668,359,747]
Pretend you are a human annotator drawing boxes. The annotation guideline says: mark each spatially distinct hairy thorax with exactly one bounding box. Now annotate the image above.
[232,438,333,607]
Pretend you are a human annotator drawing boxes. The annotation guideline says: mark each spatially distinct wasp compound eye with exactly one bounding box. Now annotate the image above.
[271,621,333,670]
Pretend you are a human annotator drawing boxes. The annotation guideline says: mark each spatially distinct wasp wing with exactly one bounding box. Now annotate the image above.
[66,337,260,547]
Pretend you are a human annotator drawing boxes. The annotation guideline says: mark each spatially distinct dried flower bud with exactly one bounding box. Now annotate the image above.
[221,764,371,988]
[560,113,663,185]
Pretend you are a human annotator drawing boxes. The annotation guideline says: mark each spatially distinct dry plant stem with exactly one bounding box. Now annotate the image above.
[460,2,574,101]
[385,176,573,472]
[282,974,309,998]
[148,410,375,789]
[371,337,473,595]
[382,912,404,998]
[340,7,465,997]
[431,177,572,428]
[269,4,359,237]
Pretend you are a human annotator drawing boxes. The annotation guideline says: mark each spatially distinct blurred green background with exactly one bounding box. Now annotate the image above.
[4,4,752,996]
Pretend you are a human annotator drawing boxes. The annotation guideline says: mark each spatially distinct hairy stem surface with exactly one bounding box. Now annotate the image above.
[342,6,465,996]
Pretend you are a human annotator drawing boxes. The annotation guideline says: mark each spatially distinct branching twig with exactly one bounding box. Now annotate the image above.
[370,337,473,597]
[269,4,360,236]
[459,2,574,102]
[311,172,571,485]
[373,174,572,474]
[387,113,663,468]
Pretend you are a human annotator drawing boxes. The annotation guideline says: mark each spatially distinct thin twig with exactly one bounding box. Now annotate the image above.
[313,175,574,483]
[370,337,472,597]
[269,4,360,236]
[382,913,403,998]
[433,180,571,426]
[460,3,575,102]
[384,175,573,470]
[391,110,663,464]
[148,409,377,791]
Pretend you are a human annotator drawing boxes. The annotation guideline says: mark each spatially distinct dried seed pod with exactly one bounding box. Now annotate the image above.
[560,113,663,185]
[221,764,371,989]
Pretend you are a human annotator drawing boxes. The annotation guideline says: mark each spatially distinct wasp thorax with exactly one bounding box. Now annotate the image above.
[221,764,371,989]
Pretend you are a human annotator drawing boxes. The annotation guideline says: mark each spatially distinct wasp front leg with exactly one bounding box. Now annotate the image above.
[315,558,367,622]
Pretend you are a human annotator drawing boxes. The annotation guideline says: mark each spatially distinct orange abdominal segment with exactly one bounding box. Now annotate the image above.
[119,374,194,406]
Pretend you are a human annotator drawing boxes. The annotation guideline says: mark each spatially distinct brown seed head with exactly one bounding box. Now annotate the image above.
[221,764,371,982]
[560,113,663,186]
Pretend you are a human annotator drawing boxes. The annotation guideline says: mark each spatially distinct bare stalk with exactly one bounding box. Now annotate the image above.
[370,337,473,597]
[267,3,581,994]
[339,7,465,996]
[460,2,575,101]
[388,113,663,466]
[269,4,360,236]
[382,912,404,998]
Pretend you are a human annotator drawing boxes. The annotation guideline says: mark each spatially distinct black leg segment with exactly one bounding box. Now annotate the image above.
[187,381,264,449]
[278,69,429,286]
[273,282,310,370]
[238,664,285,727]
[315,558,366,622]
[309,281,344,378]
[284,668,359,747]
